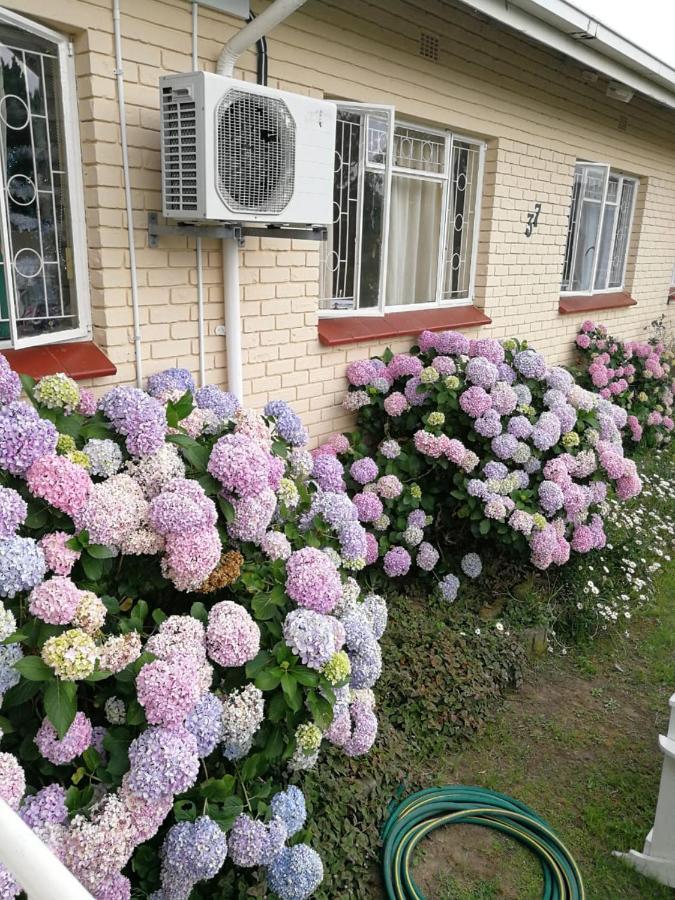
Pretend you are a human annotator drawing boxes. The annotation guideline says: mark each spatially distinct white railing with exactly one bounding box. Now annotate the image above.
[0,799,93,899]
[615,691,675,887]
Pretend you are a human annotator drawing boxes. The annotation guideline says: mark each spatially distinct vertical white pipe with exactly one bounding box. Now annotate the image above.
[0,800,94,900]
[216,0,309,403]
[113,0,143,388]
[222,236,243,400]
[192,0,206,388]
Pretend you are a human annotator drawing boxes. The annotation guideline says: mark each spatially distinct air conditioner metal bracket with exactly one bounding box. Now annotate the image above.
[148,213,327,248]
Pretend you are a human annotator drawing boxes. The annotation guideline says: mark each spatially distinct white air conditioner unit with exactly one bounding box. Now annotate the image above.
[159,72,336,226]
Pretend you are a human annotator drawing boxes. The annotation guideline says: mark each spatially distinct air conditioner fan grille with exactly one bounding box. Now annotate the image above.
[216,89,296,214]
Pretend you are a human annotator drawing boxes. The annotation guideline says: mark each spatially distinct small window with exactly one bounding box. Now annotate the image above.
[0,9,89,349]
[319,103,484,314]
[561,162,637,295]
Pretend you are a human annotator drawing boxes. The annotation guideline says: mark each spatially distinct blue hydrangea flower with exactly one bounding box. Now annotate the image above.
[270,786,306,838]
[460,552,482,579]
[0,536,46,598]
[266,845,324,900]
[160,815,227,890]
[184,692,223,757]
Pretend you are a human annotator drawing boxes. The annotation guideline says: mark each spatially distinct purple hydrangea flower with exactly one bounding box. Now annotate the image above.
[466,357,499,388]
[349,644,382,689]
[160,816,227,889]
[460,552,482,578]
[126,726,199,801]
[404,376,430,407]
[0,354,21,405]
[311,454,345,493]
[469,338,505,365]
[459,386,491,418]
[0,401,58,475]
[0,487,27,538]
[19,785,67,829]
[264,401,308,447]
[483,461,508,480]
[538,480,565,515]
[507,415,533,440]
[146,368,195,399]
[439,573,460,602]
[383,546,411,577]
[352,492,383,523]
[532,412,561,451]
[407,510,426,528]
[474,410,502,438]
[195,385,239,421]
[416,542,439,571]
[379,439,401,459]
[350,457,378,485]
[513,349,547,380]
[491,433,517,460]
[283,608,345,669]
[99,387,167,457]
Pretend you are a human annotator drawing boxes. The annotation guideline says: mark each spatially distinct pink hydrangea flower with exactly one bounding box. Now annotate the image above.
[206,600,261,667]
[136,657,202,726]
[35,712,93,765]
[26,454,92,518]
[39,531,81,576]
[285,548,341,614]
[383,392,408,417]
[0,752,25,810]
[28,576,82,625]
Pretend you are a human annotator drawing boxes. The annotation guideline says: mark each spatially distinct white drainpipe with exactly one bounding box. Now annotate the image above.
[113,0,143,388]
[192,0,206,388]
[216,0,308,403]
[0,799,93,899]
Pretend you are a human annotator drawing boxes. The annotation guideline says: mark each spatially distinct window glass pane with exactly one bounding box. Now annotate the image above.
[0,26,78,341]
[442,140,480,300]
[358,170,384,308]
[593,203,617,291]
[320,109,388,311]
[393,124,445,174]
[564,165,606,292]
[320,111,361,311]
[608,179,635,288]
[561,167,583,292]
[385,175,442,306]
[366,115,387,166]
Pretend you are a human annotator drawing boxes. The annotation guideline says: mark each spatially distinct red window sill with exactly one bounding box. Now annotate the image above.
[318,305,492,347]
[3,341,117,380]
[558,291,636,315]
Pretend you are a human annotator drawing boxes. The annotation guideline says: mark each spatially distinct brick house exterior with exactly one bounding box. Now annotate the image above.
[1,0,675,443]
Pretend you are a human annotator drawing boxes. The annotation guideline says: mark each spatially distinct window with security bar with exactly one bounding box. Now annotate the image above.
[561,162,638,295]
[0,10,89,349]
[319,104,485,314]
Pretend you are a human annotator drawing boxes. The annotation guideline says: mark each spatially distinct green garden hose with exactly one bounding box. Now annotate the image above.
[381,786,585,900]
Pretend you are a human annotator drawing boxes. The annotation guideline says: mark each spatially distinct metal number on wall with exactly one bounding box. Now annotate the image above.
[525,202,542,237]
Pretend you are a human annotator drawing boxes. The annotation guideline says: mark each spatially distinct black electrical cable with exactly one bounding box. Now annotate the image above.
[247,11,268,85]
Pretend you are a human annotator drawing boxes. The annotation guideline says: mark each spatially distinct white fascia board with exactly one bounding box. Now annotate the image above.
[453,0,675,110]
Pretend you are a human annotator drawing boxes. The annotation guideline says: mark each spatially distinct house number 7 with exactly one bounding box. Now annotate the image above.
[525,203,542,237]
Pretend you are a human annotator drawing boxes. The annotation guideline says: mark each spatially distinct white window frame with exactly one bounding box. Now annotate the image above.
[561,160,638,297]
[0,6,90,349]
[319,103,485,318]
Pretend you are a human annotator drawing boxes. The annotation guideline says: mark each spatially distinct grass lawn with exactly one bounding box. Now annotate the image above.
[416,561,675,899]
[305,450,675,899]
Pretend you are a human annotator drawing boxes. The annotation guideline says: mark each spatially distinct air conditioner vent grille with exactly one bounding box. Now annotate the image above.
[216,89,296,214]
[161,87,198,212]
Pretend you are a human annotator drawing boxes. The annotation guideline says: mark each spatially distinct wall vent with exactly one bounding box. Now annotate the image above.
[419,31,440,62]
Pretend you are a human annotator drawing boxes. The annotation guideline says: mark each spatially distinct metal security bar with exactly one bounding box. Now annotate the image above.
[561,161,638,296]
[319,105,484,316]
[0,9,89,350]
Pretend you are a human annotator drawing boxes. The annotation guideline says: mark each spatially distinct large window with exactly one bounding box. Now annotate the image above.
[561,162,637,295]
[0,8,89,348]
[319,104,484,314]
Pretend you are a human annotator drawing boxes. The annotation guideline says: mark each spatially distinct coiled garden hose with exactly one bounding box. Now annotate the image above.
[381,786,585,900]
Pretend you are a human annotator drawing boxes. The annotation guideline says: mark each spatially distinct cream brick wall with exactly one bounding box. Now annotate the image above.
[8,0,675,444]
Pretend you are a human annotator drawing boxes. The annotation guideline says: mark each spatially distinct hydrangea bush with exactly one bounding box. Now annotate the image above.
[573,319,674,448]
[332,330,642,598]
[0,361,385,900]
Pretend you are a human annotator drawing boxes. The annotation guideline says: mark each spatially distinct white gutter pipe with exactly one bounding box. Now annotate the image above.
[113,0,143,388]
[216,0,309,403]
[0,799,93,899]
[192,0,206,388]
